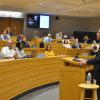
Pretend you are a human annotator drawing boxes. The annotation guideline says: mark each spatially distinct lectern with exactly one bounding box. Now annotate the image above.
[59,57,94,100]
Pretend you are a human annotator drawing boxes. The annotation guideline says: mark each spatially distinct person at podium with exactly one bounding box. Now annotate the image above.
[63,39,71,49]
[79,32,100,100]
[45,45,55,57]
[1,40,18,58]
[72,38,82,49]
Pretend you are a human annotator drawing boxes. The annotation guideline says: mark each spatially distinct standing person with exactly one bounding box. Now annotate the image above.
[79,32,100,100]
[72,38,82,49]
[1,30,10,41]
[17,33,24,41]
[32,31,39,38]
[6,27,12,36]
[56,30,62,39]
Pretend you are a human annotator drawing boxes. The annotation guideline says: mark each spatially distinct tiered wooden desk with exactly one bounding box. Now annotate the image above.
[59,48,92,57]
[0,57,63,100]
[81,44,92,49]
[31,38,44,47]
[59,57,94,100]
[10,36,17,41]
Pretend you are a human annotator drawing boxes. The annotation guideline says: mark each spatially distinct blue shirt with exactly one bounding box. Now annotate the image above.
[43,37,52,43]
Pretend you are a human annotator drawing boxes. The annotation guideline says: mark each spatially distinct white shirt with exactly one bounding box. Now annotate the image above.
[92,44,99,49]
[16,47,25,58]
[56,33,62,39]
[1,46,15,58]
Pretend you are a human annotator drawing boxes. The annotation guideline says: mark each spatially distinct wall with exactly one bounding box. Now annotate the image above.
[24,14,100,40]
[0,12,100,41]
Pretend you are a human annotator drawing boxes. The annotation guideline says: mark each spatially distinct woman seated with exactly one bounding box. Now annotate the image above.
[16,42,29,58]
[63,39,71,49]
[92,40,99,49]
[42,32,47,38]
[45,45,55,57]
[90,46,98,55]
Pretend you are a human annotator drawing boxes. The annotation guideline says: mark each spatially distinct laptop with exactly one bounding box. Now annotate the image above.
[30,50,37,58]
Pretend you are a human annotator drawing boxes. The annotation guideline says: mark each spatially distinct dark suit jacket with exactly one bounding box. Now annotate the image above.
[21,41,30,48]
[87,47,100,80]
[6,32,12,36]
[83,38,91,44]
[72,43,81,49]
[17,35,22,41]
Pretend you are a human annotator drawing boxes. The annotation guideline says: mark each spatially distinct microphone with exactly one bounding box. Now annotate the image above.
[74,44,90,58]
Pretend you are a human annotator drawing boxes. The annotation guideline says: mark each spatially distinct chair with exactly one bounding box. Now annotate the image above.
[79,84,99,100]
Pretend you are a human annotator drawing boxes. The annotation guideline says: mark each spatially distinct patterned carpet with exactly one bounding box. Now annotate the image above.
[18,84,59,100]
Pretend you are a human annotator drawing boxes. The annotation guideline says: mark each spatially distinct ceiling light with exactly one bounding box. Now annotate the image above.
[57,6,60,8]
[40,3,43,5]
[91,11,94,13]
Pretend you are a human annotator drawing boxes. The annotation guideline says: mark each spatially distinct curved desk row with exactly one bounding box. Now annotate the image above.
[0,57,63,100]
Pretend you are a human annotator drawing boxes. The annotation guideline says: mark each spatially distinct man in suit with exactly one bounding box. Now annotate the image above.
[79,32,100,100]
[83,35,91,44]
[1,30,10,41]
[72,38,81,49]
[17,33,24,41]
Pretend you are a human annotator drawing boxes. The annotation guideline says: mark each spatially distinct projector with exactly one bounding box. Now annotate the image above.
[82,0,86,2]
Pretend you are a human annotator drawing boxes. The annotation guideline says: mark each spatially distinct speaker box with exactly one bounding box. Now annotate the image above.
[55,16,59,20]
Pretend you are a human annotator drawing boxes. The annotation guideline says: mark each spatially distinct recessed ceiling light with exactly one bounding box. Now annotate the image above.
[0,4,1,6]
[57,6,60,8]
[91,11,94,13]
[40,3,43,5]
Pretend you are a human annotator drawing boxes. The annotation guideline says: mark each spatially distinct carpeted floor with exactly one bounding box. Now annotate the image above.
[18,84,59,100]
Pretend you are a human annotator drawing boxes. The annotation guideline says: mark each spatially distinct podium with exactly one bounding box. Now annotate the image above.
[59,57,94,100]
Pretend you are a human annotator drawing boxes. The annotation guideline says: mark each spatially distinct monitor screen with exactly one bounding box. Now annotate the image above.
[27,14,39,28]
[27,14,50,29]
[40,15,50,29]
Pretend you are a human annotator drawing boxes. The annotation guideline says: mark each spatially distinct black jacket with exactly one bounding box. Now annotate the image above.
[17,35,22,41]
[21,41,30,48]
[6,32,12,36]
[90,50,98,56]
[87,47,100,80]
[83,38,91,44]
[72,43,81,49]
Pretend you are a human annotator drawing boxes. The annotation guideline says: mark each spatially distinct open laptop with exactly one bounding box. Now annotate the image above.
[30,50,37,58]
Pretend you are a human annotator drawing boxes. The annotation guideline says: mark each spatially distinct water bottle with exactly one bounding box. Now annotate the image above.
[87,73,91,86]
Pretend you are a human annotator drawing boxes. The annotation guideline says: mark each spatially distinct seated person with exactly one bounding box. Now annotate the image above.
[32,31,39,38]
[56,30,62,39]
[16,42,29,58]
[44,34,52,43]
[1,30,10,41]
[62,35,70,43]
[83,35,91,44]
[21,36,30,48]
[45,45,55,57]
[90,46,98,55]
[42,32,47,38]
[17,33,24,41]
[63,39,71,49]
[1,40,18,58]
[6,27,12,36]
[92,40,99,49]
[72,38,81,49]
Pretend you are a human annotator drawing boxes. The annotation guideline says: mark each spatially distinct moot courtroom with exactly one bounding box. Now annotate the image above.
[1,0,100,100]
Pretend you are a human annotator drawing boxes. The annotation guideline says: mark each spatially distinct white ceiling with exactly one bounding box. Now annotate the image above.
[0,0,100,17]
